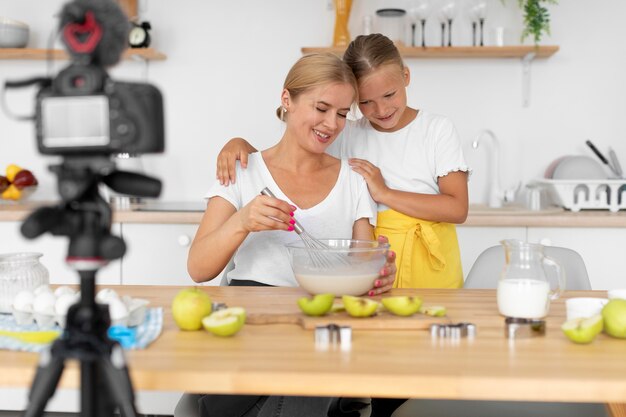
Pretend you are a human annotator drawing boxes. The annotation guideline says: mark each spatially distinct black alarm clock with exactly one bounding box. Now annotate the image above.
[129,21,151,48]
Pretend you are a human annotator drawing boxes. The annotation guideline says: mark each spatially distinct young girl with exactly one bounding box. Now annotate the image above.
[189,52,396,417]
[216,33,470,290]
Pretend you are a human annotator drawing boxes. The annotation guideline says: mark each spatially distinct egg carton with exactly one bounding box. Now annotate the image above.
[537,179,626,212]
[11,286,149,329]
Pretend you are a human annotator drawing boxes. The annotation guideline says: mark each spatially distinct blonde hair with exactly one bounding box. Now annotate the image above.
[343,34,405,81]
[276,53,358,120]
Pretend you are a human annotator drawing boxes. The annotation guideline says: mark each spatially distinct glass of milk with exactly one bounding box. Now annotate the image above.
[496,240,566,319]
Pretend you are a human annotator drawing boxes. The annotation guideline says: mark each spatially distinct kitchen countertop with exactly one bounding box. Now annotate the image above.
[2,201,626,227]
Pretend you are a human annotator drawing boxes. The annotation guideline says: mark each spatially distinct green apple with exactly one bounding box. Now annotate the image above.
[171,288,213,331]
[561,315,604,344]
[381,296,422,316]
[602,299,626,339]
[342,295,379,318]
[297,293,335,316]
[202,307,246,337]
[420,305,447,317]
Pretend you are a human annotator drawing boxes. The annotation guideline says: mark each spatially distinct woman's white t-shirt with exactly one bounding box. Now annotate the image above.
[205,152,377,287]
[327,110,470,211]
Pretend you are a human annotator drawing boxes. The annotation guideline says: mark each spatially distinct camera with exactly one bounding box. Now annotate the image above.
[6,0,164,158]
[35,66,164,156]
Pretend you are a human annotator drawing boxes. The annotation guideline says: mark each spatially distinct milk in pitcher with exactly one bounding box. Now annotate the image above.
[497,278,551,319]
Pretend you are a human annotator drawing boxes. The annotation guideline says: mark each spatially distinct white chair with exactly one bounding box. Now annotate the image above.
[391,244,605,417]
[465,244,592,290]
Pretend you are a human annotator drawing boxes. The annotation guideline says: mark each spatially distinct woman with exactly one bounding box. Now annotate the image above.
[188,52,396,417]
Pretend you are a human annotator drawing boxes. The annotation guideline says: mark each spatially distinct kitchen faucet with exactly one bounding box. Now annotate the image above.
[472,129,512,208]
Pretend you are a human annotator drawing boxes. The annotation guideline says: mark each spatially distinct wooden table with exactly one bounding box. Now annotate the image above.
[1,286,625,416]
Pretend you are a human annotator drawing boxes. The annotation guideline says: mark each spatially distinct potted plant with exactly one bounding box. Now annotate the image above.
[518,0,558,44]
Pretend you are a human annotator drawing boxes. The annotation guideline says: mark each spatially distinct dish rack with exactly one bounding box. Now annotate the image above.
[537,179,626,212]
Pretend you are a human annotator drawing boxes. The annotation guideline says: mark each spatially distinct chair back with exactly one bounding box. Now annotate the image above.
[465,245,591,290]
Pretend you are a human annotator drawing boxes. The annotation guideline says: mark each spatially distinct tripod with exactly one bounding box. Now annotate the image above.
[20,157,161,417]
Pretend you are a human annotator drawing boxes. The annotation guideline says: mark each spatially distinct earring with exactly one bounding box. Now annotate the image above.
[282,107,287,113]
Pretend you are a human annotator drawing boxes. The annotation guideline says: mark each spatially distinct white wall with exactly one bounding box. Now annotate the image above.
[1,0,625,204]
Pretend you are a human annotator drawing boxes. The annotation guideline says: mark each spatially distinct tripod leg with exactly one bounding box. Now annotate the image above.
[23,346,65,417]
[100,344,139,417]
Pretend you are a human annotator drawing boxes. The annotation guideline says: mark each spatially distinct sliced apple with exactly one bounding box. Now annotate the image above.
[297,293,334,316]
[202,307,246,337]
[420,305,447,317]
[382,296,422,316]
[330,302,345,313]
[561,314,603,344]
[342,295,379,318]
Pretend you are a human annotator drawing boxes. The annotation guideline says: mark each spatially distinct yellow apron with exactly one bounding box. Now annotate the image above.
[375,209,463,289]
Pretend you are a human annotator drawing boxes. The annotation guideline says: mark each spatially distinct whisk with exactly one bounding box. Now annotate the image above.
[260,187,350,269]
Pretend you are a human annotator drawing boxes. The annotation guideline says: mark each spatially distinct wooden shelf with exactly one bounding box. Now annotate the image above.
[0,48,167,61]
[301,45,559,59]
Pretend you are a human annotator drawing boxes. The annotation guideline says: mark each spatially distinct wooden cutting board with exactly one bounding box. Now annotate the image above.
[246,311,450,330]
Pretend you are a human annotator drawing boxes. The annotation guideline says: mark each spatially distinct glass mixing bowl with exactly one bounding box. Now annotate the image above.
[286,239,389,296]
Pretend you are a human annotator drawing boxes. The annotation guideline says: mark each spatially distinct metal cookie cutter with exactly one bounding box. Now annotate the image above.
[315,324,352,351]
[211,302,228,312]
[505,317,546,339]
[430,322,477,340]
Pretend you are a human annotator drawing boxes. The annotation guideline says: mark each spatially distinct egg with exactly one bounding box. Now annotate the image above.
[13,290,35,312]
[54,286,76,297]
[33,292,56,315]
[34,285,53,296]
[96,288,118,304]
[55,293,78,316]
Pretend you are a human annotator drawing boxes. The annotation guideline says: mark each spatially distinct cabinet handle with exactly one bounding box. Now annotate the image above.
[539,238,552,246]
[178,235,191,247]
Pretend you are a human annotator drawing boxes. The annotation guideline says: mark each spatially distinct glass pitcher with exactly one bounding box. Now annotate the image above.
[496,240,566,319]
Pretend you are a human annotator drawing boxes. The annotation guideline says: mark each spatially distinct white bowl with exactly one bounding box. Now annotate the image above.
[0,17,29,48]
[565,297,609,320]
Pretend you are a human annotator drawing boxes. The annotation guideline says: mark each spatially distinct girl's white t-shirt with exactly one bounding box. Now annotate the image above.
[327,110,471,211]
[205,152,377,287]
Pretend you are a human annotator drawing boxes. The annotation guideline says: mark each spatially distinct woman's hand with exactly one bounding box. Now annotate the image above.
[368,235,396,296]
[349,158,389,203]
[238,194,296,233]
[216,138,258,185]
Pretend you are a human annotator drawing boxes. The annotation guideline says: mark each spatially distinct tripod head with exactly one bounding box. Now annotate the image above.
[21,156,161,264]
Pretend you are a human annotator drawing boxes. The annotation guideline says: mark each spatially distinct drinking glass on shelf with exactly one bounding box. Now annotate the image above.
[439,1,457,47]
[436,8,447,47]
[468,0,487,46]
[408,0,431,47]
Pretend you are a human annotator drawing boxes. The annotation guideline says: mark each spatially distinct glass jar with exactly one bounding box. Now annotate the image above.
[375,8,407,45]
[0,252,49,313]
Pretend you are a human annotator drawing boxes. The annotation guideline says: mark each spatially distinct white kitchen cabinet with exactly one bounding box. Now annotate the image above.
[121,223,200,286]
[527,227,626,290]
[0,221,121,285]
[456,226,527,281]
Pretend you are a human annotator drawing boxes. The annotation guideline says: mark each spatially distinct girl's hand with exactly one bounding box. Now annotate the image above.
[349,158,389,203]
[216,138,258,185]
[368,235,396,296]
[238,195,296,233]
